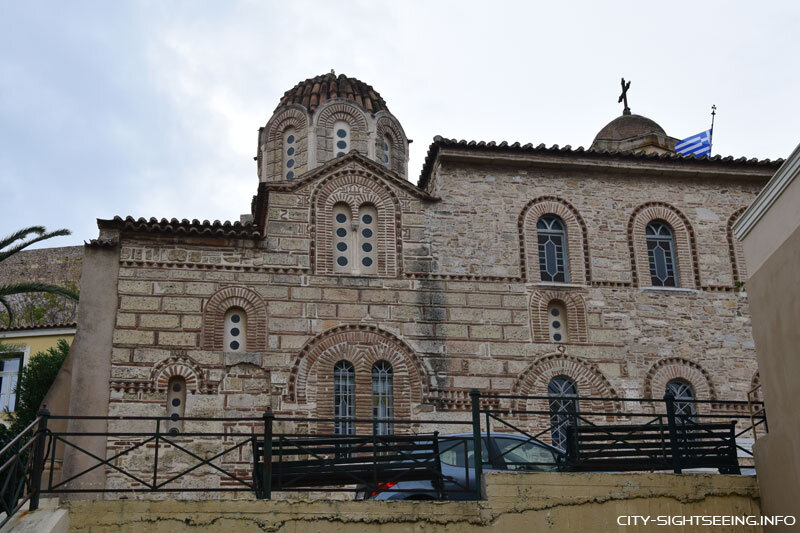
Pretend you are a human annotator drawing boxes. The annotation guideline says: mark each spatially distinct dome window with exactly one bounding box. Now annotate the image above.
[333,121,350,157]
[166,376,187,435]
[381,135,392,168]
[359,205,377,273]
[548,300,568,342]
[283,128,297,180]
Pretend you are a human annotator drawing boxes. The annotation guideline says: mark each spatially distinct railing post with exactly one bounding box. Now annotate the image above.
[664,392,682,474]
[262,408,273,500]
[29,408,50,511]
[469,389,483,500]
[565,422,578,465]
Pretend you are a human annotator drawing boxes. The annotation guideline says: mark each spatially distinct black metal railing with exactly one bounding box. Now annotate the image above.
[0,391,768,526]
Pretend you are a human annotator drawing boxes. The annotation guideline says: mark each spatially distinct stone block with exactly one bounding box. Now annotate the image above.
[185,282,216,295]
[139,314,180,329]
[162,297,202,312]
[153,281,184,294]
[120,296,159,311]
[113,329,154,345]
[157,331,197,346]
[118,280,151,294]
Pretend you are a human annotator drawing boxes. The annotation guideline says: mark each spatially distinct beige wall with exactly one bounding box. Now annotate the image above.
[746,223,800,526]
[65,472,764,532]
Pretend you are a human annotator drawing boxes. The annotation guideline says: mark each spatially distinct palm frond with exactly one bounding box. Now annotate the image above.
[0,228,72,263]
[0,295,13,326]
[0,283,79,301]
[0,226,46,250]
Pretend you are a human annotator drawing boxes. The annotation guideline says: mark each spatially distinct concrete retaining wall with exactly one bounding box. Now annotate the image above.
[65,472,762,532]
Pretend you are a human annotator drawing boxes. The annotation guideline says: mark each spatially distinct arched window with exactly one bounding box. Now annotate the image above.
[333,121,350,157]
[380,135,392,168]
[166,376,187,435]
[646,220,678,287]
[372,361,393,435]
[547,300,568,342]
[548,376,578,449]
[537,215,569,283]
[333,360,355,435]
[358,204,377,274]
[223,308,246,352]
[666,379,696,423]
[283,128,297,180]
[333,203,352,273]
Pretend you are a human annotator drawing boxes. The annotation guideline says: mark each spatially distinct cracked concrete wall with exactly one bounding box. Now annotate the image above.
[66,472,762,532]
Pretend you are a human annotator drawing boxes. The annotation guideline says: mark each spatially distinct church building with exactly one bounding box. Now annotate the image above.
[54,72,780,484]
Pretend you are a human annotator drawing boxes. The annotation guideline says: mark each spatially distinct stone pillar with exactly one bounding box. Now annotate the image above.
[59,240,120,500]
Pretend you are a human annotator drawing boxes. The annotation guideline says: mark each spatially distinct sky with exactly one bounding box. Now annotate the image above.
[2,1,799,248]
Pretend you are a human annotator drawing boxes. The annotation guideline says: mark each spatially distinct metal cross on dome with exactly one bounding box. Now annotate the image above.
[619,77,631,115]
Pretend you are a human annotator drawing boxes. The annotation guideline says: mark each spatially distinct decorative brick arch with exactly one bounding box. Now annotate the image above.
[150,353,207,393]
[262,105,309,180]
[288,325,427,431]
[519,196,591,284]
[628,202,699,288]
[315,101,369,131]
[375,114,406,175]
[530,289,588,343]
[512,350,622,414]
[643,357,717,402]
[311,169,401,277]
[727,206,749,285]
[202,286,267,352]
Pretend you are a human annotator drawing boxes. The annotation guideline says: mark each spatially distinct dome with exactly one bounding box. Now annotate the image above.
[590,113,676,154]
[275,72,389,114]
[593,114,667,143]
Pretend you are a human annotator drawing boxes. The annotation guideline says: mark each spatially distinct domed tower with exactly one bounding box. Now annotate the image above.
[591,114,679,154]
[257,71,409,182]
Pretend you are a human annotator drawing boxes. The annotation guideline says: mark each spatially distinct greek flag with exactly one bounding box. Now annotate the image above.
[675,129,712,157]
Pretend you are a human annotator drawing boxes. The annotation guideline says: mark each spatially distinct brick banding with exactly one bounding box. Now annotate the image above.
[727,206,749,286]
[202,286,268,352]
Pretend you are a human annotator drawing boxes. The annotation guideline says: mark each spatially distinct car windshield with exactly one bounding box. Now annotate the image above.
[494,437,557,471]
[439,438,490,468]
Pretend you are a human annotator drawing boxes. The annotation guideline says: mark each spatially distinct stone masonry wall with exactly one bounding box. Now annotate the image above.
[104,156,766,491]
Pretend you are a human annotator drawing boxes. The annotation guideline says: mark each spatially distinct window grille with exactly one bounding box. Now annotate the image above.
[646,220,678,287]
[548,376,578,449]
[371,361,393,435]
[666,379,696,424]
[333,360,355,436]
[537,215,569,282]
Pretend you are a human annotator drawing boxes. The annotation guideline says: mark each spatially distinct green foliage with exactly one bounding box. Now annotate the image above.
[0,339,69,450]
[0,226,78,327]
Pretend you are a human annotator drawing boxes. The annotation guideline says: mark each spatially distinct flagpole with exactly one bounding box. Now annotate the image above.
[709,105,716,155]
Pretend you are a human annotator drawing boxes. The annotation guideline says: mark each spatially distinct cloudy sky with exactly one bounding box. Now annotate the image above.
[2,1,799,248]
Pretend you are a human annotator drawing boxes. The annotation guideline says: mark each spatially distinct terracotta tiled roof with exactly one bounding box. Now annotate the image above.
[0,321,77,332]
[97,216,261,239]
[417,136,784,190]
[276,72,388,114]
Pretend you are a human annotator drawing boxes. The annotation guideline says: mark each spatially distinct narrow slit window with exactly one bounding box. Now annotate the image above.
[333,203,352,273]
[380,135,392,168]
[547,300,568,342]
[333,121,350,157]
[372,361,393,435]
[548,376,578,449]
[283,127,297,180]
[537,215,569,283]
[223,308,246,352]
[646,220,678,287]
[358,204,377,275]
[166,376,187,435]
[334,360,355,436]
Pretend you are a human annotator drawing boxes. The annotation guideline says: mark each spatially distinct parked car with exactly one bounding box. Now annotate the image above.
[357,432,563,500]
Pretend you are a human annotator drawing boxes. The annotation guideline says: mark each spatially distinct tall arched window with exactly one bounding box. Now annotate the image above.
[283,128,297,180]
[358,204,378,275]
[666,379,696,423]
[537,215,569,283]
[333,361,355,435]
[223,308,246,352]
[166,376,187,435]
[548,376,578,449]
[646,220,678,287]
[547,300,568,343]
[333,121,350,157]
[372,361,393,435]
[333,203,352,273]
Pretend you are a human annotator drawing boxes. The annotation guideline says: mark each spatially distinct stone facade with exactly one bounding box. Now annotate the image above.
[68,73,784,491]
